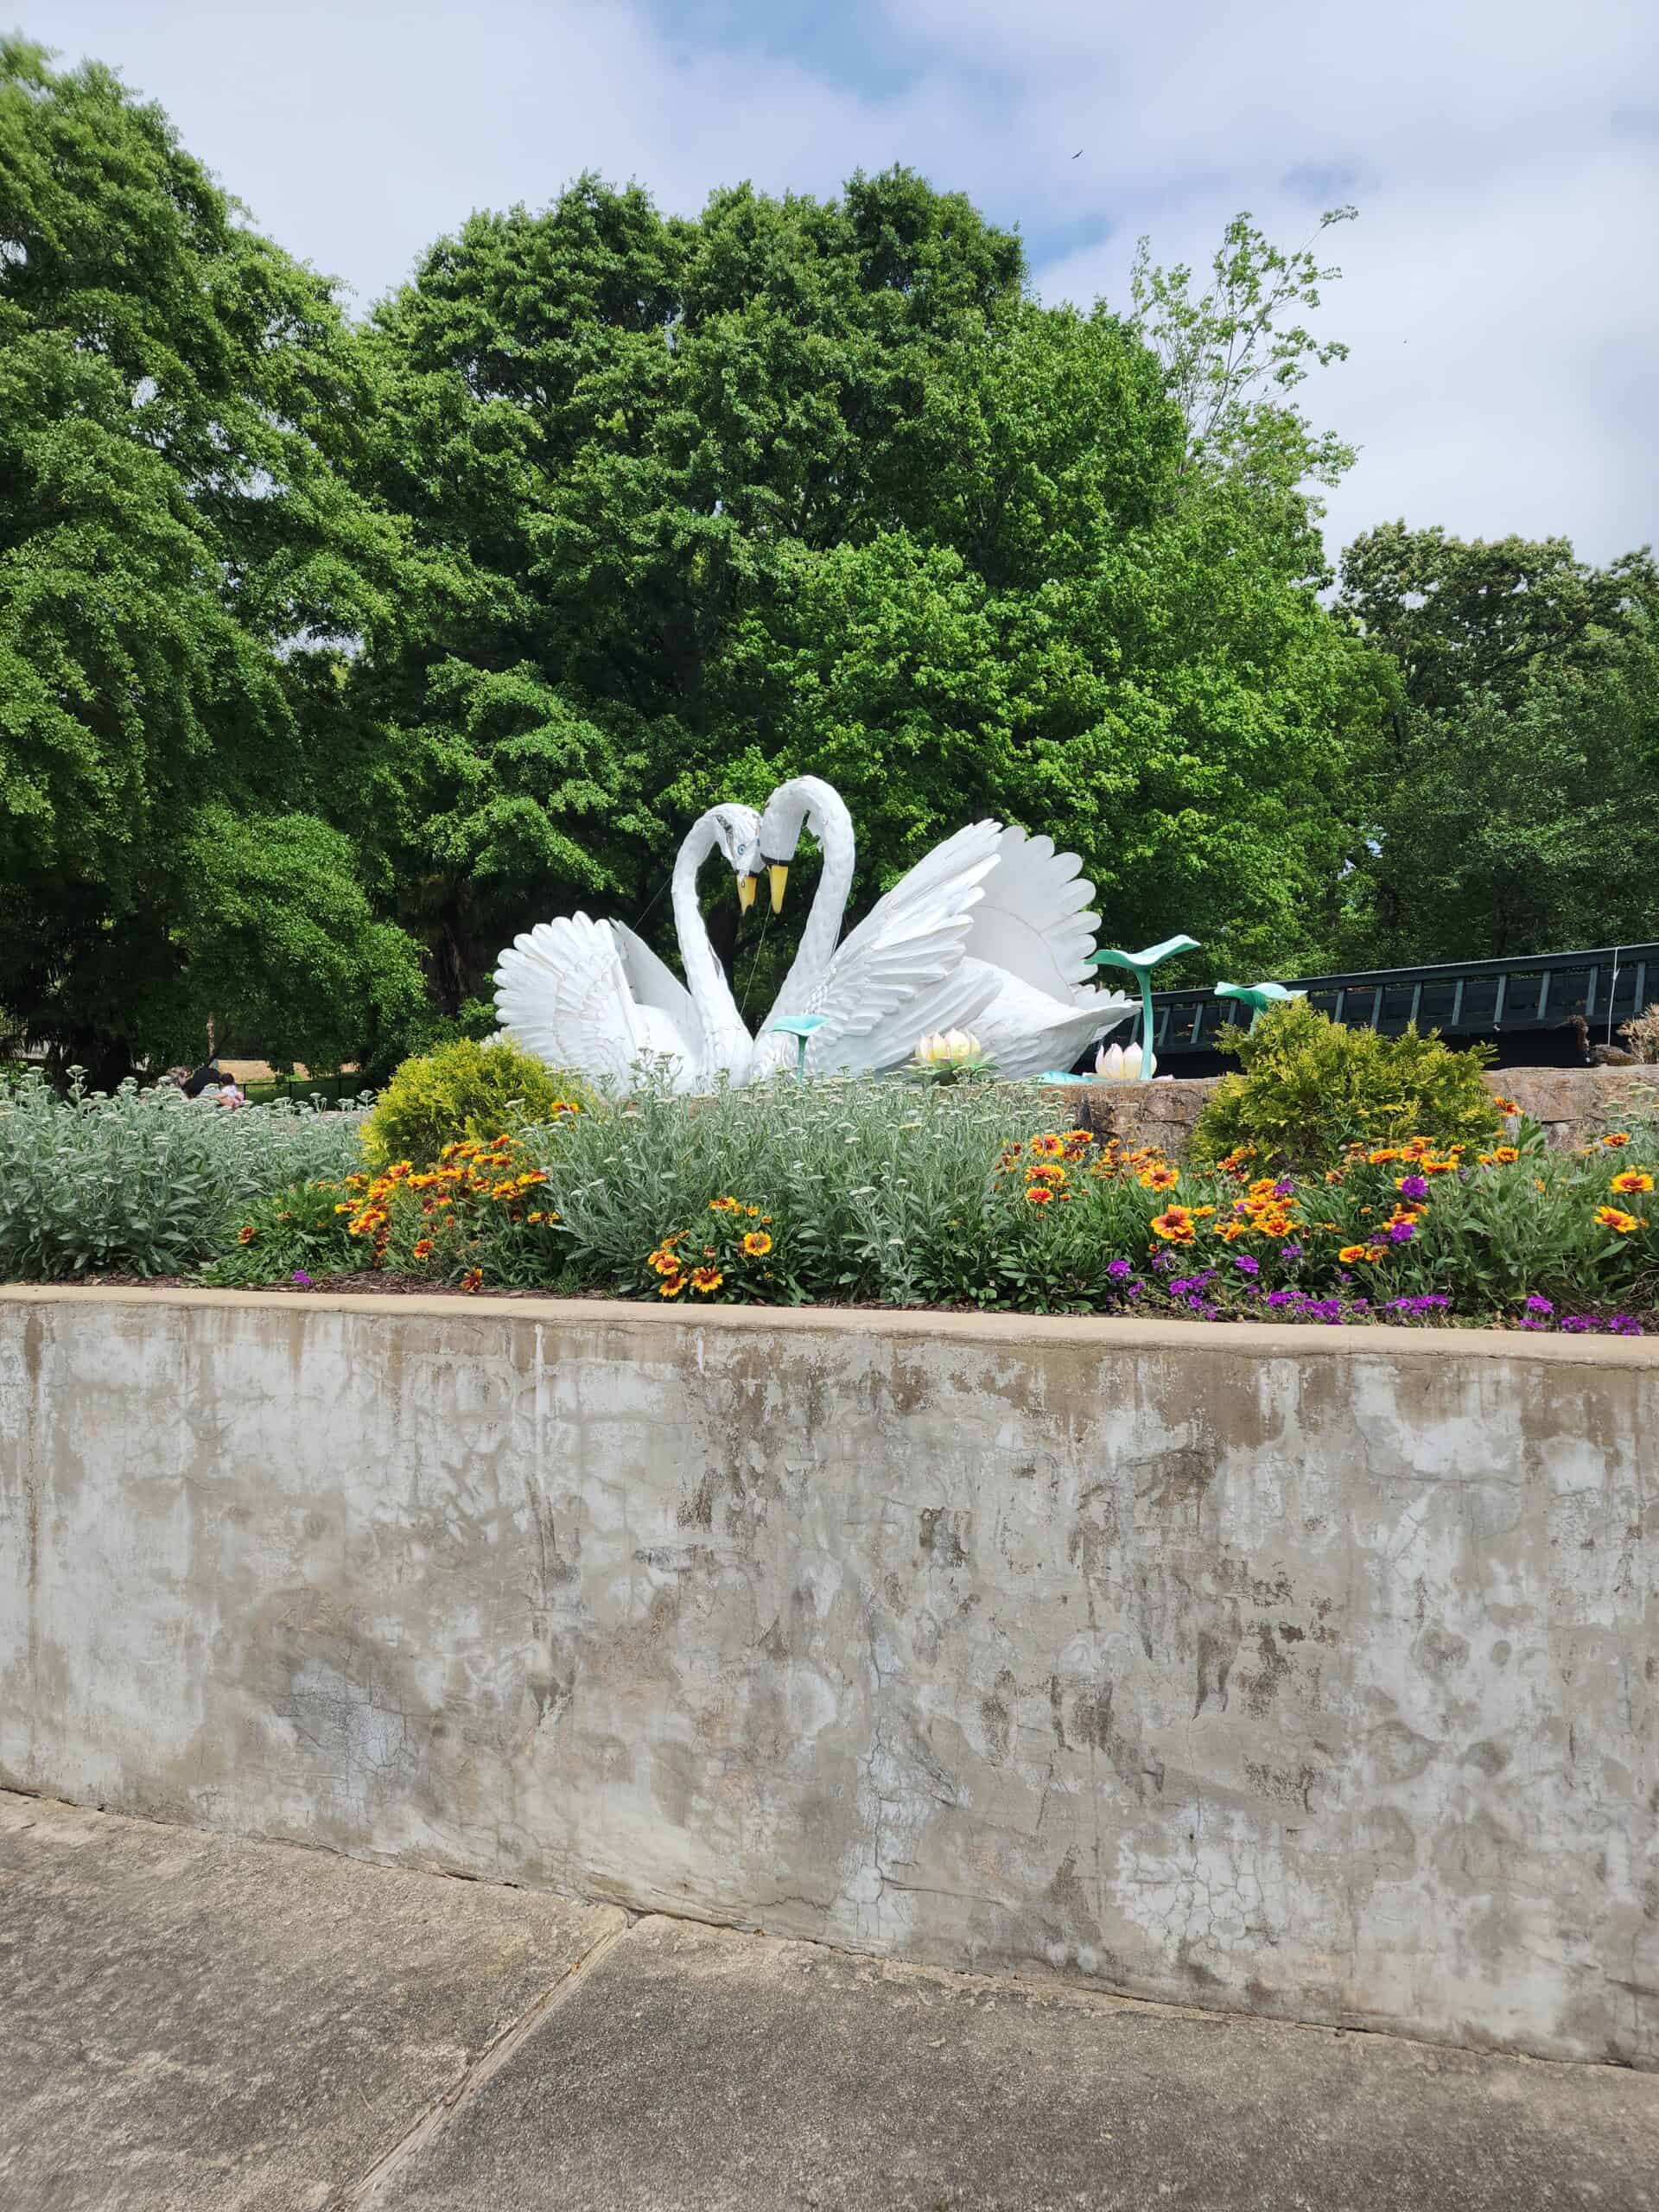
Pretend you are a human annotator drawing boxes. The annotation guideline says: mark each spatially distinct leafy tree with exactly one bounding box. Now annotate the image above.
[1338,523,1659,716]
[1337,624,1659,963]
[360,173,1376,1000]
[1337,527,1659,961]
[0,41,423,1079]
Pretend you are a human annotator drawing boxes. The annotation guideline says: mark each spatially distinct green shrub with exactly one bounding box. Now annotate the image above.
[360,1039,594,1168]
[1190,1002,1503,1174]
[0,1072,364,1279]
[198,1180,359,1287]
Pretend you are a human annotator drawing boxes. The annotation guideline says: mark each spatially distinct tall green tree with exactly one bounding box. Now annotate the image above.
[0,41,423,1079]
[359,173,1376,1000]
[1336,527,1659,961]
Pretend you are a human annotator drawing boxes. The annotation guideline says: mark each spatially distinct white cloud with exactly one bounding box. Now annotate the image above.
[37,0,1659,562]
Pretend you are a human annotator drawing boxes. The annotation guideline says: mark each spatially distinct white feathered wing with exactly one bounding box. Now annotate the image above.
[494,914,697,1092]
[950,826,1135,1079]
[756,821,1005,1078]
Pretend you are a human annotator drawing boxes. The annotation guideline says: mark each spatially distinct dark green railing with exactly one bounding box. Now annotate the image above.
[1150,943,1659,1061]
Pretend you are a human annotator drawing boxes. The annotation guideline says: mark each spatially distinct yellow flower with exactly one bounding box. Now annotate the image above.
[1494,1096,1519,1115]
[1151,1205,1195,1243]
[690,1266,723,1294]
[741,1230,772,1256]
[334,1201,353,1215]
[412,1238,435,1261]
[1367,1148,1402,1166]
[238,1224,257,1246]
[1028,1134,1067,1158]
[1603,1133,1631,1148]
[709,1196,741,1212]
[1363,1244,1387,1262]
[1491,1146,1518,1165]
[1138,1164,1179,1192]
[1027,1161,1068,1186]
[1594,1205,1643,1235]
[1338,1243,1369,1263]
[658,1274,685,1298]
[1610,1169,1654,1195]
[1024,1184,1055,1207]
[460,1268,484,1292]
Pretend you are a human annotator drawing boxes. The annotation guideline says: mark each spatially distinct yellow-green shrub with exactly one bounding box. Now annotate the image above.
[1190,1001,1502,1173]
[361,1039,594,1168]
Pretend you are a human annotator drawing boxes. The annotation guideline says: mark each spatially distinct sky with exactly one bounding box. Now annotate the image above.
[36,0,1659,566]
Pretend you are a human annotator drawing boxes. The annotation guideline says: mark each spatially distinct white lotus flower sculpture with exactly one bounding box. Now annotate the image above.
[914,1028,984,1067]
[1095,1038,1153,1081]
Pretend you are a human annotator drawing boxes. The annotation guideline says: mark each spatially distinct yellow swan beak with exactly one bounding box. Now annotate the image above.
[738,874,757,912]
[768,862,789,914]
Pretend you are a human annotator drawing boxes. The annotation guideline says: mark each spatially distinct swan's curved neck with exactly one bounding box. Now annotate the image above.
[672,816,747,1065]
[776,777,855,1002]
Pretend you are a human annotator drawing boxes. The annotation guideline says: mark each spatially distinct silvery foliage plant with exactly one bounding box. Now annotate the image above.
[0,1071,366,1279]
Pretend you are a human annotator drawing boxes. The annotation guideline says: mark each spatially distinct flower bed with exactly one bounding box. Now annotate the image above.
[196,1081,1656,1337]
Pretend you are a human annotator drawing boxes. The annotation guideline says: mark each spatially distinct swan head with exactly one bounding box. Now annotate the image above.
[702,803,764,909]
[749,775,845,912]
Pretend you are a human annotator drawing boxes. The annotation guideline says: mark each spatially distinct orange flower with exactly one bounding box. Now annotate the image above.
[709,1196,741,1212]
[1024,1184,1055,1207]
[460,1268,484,1293]
[1603,1133,1631,1148]
[1594,1206,1643,1235]
[1338,1243,1369,1264]
[1138,1164,1179,1192]
[690,1266,723,1294]
[237,1224,257,1245]
[741,1230,772,1256]
[658,1274,685,1298]
[1367,1148,1402,1166]
[412,1238,435,1261]
[1028,1133,1067,1158]
[1151,1206,1195,1244]
[1363,1244,1387,1262]
[1494,1096,1519,1115]
[1027,1162,1068,1186]
[1610,1170,1654,1195]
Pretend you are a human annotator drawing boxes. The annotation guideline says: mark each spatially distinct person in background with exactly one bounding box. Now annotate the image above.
[217,1074,245,1109]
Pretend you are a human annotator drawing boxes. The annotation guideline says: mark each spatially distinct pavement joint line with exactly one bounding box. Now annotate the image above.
[321,1908,639,2212]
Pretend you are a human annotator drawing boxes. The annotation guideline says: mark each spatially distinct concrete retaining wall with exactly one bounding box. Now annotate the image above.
[2,1287,1655,2064]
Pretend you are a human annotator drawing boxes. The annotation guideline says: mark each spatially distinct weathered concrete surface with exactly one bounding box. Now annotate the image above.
[5,1797,1656,2212]
[2,1288,1656,2066]
[378,1913,1659,2212]
[1044,1063,1659,1157]
[0,1788,623,2212]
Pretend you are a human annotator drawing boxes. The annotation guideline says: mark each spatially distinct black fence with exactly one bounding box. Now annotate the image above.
[1148,944,1659,1073]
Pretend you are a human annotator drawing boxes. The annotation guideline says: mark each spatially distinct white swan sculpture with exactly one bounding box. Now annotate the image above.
[493,804,760,1092]
[747,777,1134,1080]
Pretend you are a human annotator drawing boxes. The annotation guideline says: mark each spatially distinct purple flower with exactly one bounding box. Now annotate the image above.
[1387,1293,1451,1318]
[1306,1297,1344,1325]
[1560,1315,1603,1333]
[1609,1314,1643,1337]
[1523,1294,1553,1315]
[1273,1178,1295,1198]
[1234,1255,1260,1277]
[1126,1281,1143,1299]
[1281,1242,1304,1259]
[1106,1258,1134,1280]
[1387,1220,1415,1243]
[291,1270,313,1287]
[1266,1287,1299,1308]
[1398,1173,1428,1200]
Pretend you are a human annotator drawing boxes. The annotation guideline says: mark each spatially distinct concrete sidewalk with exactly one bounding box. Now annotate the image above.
[3,1792,1655,2212]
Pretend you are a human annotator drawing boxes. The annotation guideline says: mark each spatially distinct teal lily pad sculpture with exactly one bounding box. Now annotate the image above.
[1215,980,1306,1032]
[767,1012,827,1084]
[1087,936,1200,1081]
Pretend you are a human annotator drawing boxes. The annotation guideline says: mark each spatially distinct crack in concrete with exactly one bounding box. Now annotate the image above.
[328,1911,636,2212]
